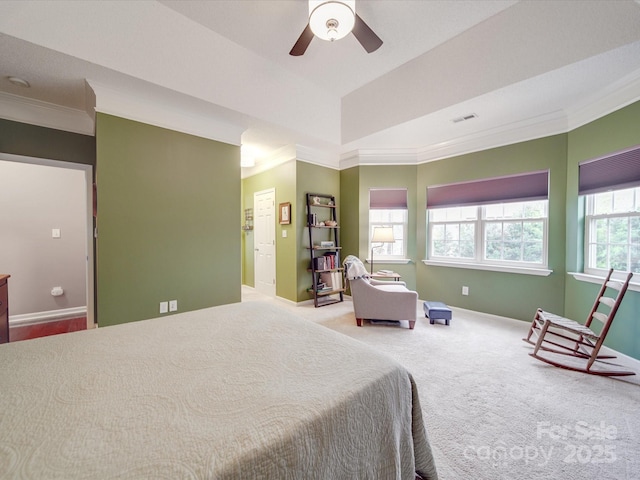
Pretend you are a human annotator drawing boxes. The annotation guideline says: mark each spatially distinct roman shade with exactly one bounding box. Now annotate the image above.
[369,188,408,209]
[427,170,549,208]
[578,145,640,195]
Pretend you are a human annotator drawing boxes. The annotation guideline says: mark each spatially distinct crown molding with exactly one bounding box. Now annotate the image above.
[339,111,568,168]
[241,144,297,178]
[565,67,640,131]
[241,144,339,179]
[86,80,245,146]
[337,67,640,168]
[4,66,639,172]
[416,110,568,164]
[339,75,640,168]
[0,92,94,136]
[295,144,340,169]
[340,148,419,169]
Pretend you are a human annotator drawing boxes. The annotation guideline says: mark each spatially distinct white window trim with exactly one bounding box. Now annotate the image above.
[569,272,640,293]
[584,192,640,276]
[366,258,412,265]
[423,259,552,276]
[427,203,549,270]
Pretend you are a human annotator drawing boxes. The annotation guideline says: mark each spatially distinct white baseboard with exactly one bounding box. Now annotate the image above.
[450,304,640,370]
[294,298,316,306]
[600,345,640,370]
[273,295,300,306]
[9,306,87,327]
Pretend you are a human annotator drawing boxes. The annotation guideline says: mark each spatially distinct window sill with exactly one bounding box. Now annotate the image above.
[422,260,552,276]
[569,272,640,293]
[366,258,412,265]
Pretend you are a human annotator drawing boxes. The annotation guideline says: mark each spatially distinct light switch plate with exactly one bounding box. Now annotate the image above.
[52,228,61,238]
[169,300,178,312]
[160,301,168,314]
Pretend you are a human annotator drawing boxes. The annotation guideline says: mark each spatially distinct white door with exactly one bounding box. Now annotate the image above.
[254,189,276,297]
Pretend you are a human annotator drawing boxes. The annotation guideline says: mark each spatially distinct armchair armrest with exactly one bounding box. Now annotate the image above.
[369,278,407,288]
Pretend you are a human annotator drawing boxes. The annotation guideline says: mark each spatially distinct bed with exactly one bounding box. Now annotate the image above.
[0,301,438,479]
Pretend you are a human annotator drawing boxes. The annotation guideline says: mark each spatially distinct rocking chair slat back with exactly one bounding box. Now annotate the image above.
[598,296,616,309]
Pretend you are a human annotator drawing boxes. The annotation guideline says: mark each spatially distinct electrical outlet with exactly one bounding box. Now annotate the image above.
[159,301,168,314]
[462,286,469,296]
[169,300,178,312]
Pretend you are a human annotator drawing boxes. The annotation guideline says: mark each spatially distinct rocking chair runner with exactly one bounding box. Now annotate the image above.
[524,269,635,376]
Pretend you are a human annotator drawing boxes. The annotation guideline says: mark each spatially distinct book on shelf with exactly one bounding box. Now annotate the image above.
[311,284,333,293]
[308,283,331,293]
[323,252,337,269]
[312,256,327,270]
[320,271,343,290]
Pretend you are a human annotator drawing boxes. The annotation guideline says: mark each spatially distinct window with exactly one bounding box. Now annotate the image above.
[429,200,548,267]
[579,145,640,276]
[585,187,640,274]
[426,170,549,270]
[369,189,408,260]
[430,206,476,260]
[370,209,407,258]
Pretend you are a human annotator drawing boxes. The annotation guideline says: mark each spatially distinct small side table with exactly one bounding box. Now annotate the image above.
[370,271,402,281]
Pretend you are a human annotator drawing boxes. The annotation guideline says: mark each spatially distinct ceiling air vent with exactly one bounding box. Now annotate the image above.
[452,113,478,123]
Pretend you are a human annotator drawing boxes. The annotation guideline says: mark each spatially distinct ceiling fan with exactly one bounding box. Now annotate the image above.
[290,0,383,56]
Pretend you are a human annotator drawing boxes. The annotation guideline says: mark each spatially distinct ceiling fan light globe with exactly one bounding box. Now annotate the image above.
[327,21,339,41]
[309,0,355,42]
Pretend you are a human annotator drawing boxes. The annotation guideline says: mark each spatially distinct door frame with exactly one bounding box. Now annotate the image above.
[0,152,95,329]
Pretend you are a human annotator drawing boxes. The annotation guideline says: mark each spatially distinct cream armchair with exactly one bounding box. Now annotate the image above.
[343,255,418,329]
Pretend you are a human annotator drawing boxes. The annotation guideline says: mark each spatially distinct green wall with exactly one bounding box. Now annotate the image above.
[241,160,340,302]
[416,135,568,320]
[0,118,95,165]
[340,165,418,290]
[3,102,638,358]
[339,166,360,264]
[96,113,241,326]
[296,162,341,302]
[339,139,567,318]
[338,106,639,360]
[241,160,297,300]
[565,101,640,359]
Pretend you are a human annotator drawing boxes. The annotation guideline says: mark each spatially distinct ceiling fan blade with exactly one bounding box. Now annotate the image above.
[290,24,314,56]
[352,13,383,53]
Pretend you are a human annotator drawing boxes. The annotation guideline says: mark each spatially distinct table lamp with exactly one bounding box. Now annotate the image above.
[370,226,395,274]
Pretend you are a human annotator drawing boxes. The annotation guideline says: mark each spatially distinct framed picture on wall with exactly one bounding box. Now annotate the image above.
[279,202,291,225]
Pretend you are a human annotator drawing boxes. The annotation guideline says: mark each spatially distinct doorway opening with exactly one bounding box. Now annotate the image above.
[0,153,95,335]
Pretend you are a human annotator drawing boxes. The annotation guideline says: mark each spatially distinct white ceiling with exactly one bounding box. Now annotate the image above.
[1,0,640,171]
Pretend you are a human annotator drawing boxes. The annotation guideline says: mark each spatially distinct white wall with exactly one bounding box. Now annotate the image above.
[0,159,87,316]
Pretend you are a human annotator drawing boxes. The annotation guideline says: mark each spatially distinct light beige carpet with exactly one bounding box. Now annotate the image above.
[242,287,640,480]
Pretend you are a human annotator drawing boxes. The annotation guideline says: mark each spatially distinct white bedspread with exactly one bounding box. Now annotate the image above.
[0,301,437,479]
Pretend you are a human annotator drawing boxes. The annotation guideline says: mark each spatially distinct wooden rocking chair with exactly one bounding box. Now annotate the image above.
[523,269,635,376]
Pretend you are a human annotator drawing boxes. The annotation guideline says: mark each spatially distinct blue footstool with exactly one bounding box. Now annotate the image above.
[423,301,452,325]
